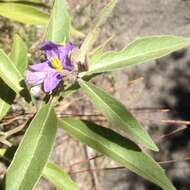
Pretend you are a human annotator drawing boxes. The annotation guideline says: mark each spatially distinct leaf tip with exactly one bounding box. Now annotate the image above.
[150,144,159,152]
[144,140,159,152]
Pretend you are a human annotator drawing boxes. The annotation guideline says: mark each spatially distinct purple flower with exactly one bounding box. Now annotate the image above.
[26,41,75,93]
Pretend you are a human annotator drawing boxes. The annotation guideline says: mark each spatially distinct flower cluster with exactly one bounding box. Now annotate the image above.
[26,41,75,93]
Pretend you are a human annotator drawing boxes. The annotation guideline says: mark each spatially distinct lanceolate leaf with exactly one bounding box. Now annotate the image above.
[0,0,41,2]
[6,0,47,7]
[10,34,28,75]
[87,35,190,74]
[79,80,158,151]
[90,35,114,62]
[43,162,79,190]
[78,0,117,63]
[58,118,176,190]
[0,0,43,6]
[71,26,85,38]
[0,148,6,156]
[63,73,98,97]
[92,0,117,29]
[0,3,49,25]
[0,2,81,38]
[0,79,15,120]
[2,104,57,190]
[78,29,99,63]
[0,35,28,120]
[45,0,71,43]
[0,49,23,94]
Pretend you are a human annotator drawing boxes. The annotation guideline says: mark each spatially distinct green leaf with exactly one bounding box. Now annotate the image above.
[10,34,28,75]
[0,0,41,2]
[0,49,23,94]
[0,79,15,120]
[43,162,79,190]
[79,80,158,151]
[0,2,81,38]
[58,118,176,190]
[87,35,190,74]
[0,35,28,120]
[63,73,99,97]
[71,26,85,38]
[90,35,114,61]
[78,29,99,63]
[0,148,6,156]
[92,0,117,30]
[45,0,71,43]
[2,104,57,190]
[78,0,117,63]
[0,3,49,25]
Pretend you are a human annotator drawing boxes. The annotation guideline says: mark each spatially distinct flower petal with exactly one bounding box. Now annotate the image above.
[66,42,75,52]
[29,61,54,72]
[43,72,62,92]
[58,43,74,71]
[25,71,46,86]
[64,57,74,71]
[39,41,61,62]
[39,40,61,51]
[39,40,75,72]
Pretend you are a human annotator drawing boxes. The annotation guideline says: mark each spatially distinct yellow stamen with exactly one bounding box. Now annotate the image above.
[51,57,62,71]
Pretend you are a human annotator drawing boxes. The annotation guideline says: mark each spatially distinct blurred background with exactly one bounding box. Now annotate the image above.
[0,0,190,189]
